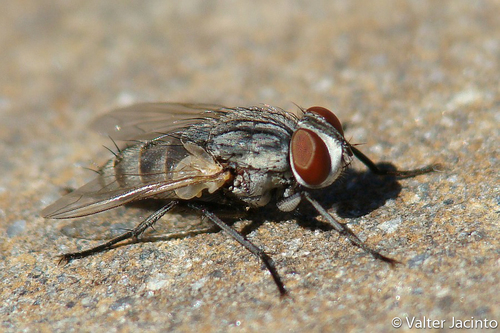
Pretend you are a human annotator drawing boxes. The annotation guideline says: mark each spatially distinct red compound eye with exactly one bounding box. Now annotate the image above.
[307,106,344,136]
[291,128,331,186]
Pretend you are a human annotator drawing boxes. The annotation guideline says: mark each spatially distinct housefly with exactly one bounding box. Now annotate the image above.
[42,103,438,296]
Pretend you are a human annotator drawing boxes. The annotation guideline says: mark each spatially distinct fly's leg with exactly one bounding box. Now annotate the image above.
[303,192,398,265]
[304,147,440,263]
[189,203,287,297]
[59,201,178,264]
[350,145,441,177]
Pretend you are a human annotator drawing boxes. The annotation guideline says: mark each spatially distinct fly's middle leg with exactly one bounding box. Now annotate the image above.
[188,203,288,297]
[58,201,179,264]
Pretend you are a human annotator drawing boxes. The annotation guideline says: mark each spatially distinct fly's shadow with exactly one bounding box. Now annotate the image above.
[59,200,246,244]
[220,161,407,236]
[60,162,406,248]
[292,162,405,231]
[329,162,404,218]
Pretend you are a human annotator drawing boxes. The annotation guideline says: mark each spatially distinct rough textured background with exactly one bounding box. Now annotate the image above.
[1,1,498,332]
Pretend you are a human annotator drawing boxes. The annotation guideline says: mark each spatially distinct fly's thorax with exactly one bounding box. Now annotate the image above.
[228,169,294,207]
[199,108,298,207]
[290,108,352,189]
[207,120,293,173]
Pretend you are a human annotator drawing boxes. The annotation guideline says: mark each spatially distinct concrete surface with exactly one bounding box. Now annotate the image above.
[1,1,498,332]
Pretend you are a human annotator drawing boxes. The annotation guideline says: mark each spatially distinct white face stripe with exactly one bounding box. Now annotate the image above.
[290,111,350,189]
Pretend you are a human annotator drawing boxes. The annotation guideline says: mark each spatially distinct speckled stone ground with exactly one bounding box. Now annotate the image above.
[1,1,498,332]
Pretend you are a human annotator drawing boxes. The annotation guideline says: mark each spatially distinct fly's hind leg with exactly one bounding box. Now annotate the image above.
[188,203,288,297]
[59,201,179,264]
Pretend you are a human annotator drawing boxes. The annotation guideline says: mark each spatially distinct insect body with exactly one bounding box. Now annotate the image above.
[42,103,437,296]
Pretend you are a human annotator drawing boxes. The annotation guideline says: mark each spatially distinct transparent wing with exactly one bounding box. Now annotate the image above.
[42,169,231,219]
[42,175,160,219]
[42,141,231,219]
[91,103,227,140]
[43,104,233,219]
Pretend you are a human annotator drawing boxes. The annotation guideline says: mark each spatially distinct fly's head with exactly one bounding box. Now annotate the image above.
[290,106,353,189]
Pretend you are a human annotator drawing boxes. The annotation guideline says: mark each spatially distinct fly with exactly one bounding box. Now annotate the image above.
[42,103,439,296]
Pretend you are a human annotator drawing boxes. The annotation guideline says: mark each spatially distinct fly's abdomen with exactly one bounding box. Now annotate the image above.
[106,137,189,188]
[99,136,230,201]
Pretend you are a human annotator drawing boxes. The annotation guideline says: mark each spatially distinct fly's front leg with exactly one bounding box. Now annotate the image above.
[59,201,179,264]
[303,192,398,265]
[350,145,441,177]
[188,203,288,297]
